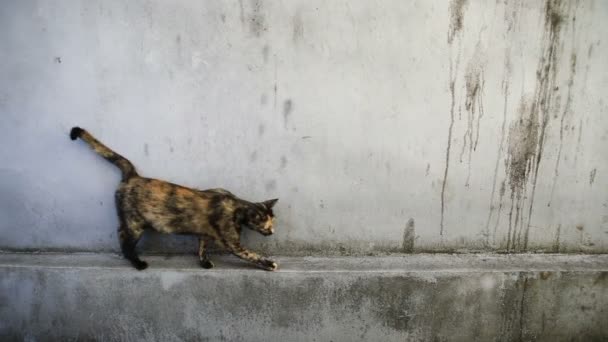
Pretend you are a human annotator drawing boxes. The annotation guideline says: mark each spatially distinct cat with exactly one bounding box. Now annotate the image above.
[70,127,278,271]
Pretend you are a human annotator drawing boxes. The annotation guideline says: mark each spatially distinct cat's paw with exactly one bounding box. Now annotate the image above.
[134,260,148,271]
[260,259,278,271]
[200,259,214,269]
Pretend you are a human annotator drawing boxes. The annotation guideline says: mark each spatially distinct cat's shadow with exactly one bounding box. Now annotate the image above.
[137,231,197,255]
[138,231,272,271]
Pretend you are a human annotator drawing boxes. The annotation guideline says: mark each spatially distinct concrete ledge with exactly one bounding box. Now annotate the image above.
[1,253,607,341]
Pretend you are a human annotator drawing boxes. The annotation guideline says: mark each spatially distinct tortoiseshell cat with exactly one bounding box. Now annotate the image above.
[70,127,278,271]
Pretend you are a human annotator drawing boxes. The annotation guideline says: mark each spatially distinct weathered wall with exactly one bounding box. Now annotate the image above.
[1,254,607,341]
[0,0,607,254]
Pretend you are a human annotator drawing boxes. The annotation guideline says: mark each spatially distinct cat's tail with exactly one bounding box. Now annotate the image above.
[70,127,138,181]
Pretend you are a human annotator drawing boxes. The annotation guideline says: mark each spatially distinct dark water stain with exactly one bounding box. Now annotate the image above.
[503,0,524,32]
[170,146,174,153]
[577,43,594,144]
[425,163,430,176]
[491,180,507,246]
[485,15,514,246]
[248,0,266,37]
[265,179,276,192]
[175,34,181,44]
[497,273,527,340]
[220,13,226,23]
[594,272,608,286]
[489,3,521,246]
[144,143,149,157]
[520,0,575,249]
[502,0,575,251]
[576,224,585,249]
[574,118,583,164]
[262,45,269,64]
[293,10,304,43]
[258,124,265,136]
[440,47,460,236]
[576,224,595,250]
[441,0,466,236]
[589,168,596,185]
[518,276,529,342]
[460,43,486,187]
[499,180,506,200]
[464,45,485,151]
[283,99,293,129]
[279,156,288,169]
[402,218,415,253]
[507,98,539,196]
[447,0,469,44]
[505,96,539,252]
[249,151,258,162]
[549,12,578,206]
[552,224,561,252]
[457,104,462,120]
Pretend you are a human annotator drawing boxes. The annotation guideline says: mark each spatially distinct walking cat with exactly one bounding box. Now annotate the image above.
[70,127,278,271]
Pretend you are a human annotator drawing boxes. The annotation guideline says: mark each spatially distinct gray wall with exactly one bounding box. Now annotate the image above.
[1,0,607,254]
[2,254,607,341]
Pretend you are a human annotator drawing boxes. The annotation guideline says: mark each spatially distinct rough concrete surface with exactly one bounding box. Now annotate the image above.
[1,1,606,340]
[0,253,606,341]
[1,0,607,255]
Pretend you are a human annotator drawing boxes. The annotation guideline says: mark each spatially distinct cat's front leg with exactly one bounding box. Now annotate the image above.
[228,243,278,271]
[258,257,278,271]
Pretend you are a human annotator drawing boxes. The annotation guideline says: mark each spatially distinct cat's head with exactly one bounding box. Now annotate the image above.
[241,199,278,235]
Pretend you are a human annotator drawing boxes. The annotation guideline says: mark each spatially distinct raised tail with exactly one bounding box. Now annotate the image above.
[70,127,138,180]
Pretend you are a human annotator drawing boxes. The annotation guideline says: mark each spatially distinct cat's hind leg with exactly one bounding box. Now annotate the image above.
[118,220,147,270]
[198,237,214,269]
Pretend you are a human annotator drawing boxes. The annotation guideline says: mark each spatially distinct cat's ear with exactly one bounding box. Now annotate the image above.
[262,198,279,209]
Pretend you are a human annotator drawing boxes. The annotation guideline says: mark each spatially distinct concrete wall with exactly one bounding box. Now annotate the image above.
[1,253,607,341]
[1,0,607,254]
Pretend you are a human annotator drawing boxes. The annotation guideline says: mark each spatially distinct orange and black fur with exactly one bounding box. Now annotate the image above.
[70,127,278,271]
